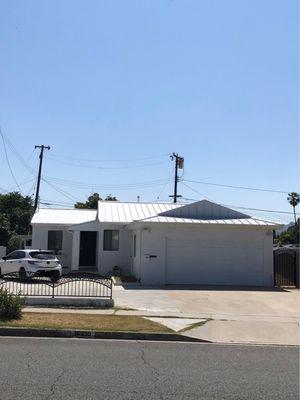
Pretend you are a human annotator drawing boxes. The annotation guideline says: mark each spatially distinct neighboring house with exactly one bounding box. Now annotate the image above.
[19,235,32,249]
[31,200,281,286]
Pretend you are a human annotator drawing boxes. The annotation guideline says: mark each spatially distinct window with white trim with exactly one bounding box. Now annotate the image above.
[103,230,119,251]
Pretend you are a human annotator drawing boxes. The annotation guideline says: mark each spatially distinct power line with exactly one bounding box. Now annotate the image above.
[40,203,74,208]
[47,153,169,163]
[40,201,74,208]
[0,185,8,193]
[181,191,298,216]
[156,168,174,200]
[42,178,82,202]
[0,128,23,193]
[223,204,299,216]
[46,156,169,170]
[40,198,74,206]
[181,181,215,202]
[26,179,36,197]
[184,179,289,194]
[4,178,35,193]
[43,176,171,190]
[0,129,36,175]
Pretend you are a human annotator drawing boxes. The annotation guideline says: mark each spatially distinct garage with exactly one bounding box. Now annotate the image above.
[130,200,278,286]
[165,236,265,286]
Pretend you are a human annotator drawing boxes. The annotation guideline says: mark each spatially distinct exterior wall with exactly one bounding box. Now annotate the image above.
[132,224,274,286]
[32,222,133,275]
[97,224,132,276]
[31,224,73,268]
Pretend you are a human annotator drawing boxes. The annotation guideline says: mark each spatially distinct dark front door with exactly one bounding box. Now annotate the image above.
[79,231,97,267]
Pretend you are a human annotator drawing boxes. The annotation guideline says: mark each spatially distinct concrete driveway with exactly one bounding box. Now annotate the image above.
[114,285,300,345]
[114,284,299,318]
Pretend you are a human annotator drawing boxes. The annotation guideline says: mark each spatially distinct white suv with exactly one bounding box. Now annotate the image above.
[0,249,62,281]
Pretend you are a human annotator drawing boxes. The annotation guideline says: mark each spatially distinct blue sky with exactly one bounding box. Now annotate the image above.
[0,0,298,223]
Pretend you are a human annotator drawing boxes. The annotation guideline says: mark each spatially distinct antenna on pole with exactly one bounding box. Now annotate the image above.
[33,145,50,213]
[169,153,184,203]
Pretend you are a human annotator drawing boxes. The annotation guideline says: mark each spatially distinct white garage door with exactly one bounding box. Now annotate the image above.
[165,238,264,285]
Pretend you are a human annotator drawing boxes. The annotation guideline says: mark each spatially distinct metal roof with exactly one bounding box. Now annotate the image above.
[97,201,280,227]
[31,208,97,225]
[133,216,280,226]
[97,202,181,223]
[31,201,281,227]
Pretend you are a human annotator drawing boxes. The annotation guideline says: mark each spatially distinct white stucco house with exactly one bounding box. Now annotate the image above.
[31,200,280,286]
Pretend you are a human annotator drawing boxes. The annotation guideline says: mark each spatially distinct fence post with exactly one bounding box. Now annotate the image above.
[52,283,55,299]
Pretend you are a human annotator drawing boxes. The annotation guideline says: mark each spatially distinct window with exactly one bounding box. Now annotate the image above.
[6,251,25,260]
[103,230,119,251]
[29,251,56,260]
[15,251,26,259]
[48,231,63,253]
[6,251,18,260]
[133,234,136,258]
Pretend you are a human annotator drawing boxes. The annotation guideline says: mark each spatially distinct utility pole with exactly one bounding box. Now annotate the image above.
[169,153,184,203]
[34,145,50,212]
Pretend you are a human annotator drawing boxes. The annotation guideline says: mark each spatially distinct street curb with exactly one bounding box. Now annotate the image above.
[0,327,211,342]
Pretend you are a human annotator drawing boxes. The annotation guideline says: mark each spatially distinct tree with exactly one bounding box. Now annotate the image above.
[74,193,118,209]
[275,221,299,246]
[287,192,300,224]
[0,192,33,252]
[105,194,117,201]
[0,215,11,247]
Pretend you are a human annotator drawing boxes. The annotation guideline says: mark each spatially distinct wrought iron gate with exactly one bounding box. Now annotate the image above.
[274,251,296,287]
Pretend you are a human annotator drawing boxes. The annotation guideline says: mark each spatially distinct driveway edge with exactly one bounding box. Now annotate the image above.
[0,327,210,342]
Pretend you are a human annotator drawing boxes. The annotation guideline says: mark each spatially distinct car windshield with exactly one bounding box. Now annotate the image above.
[29,251,56,260]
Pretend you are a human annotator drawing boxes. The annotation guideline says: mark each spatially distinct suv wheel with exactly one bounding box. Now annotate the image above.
[19,268,27,280]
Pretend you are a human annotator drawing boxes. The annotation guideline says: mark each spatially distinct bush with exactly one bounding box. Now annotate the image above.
[7,233,20,253]
[0,288,24,320]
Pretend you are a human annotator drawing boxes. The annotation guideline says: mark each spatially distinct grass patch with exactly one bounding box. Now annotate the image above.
[0,313,172,333]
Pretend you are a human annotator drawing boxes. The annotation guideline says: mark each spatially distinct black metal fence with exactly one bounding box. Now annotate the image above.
[274,249,298,288]
[0,272,112,299]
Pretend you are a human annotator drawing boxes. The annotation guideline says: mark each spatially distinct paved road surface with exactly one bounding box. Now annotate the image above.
[0,338,298,399]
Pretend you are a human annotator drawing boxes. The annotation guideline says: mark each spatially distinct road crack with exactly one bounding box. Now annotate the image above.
[137,341,164,400]
[46,368,67,399]
[25,350,39,377]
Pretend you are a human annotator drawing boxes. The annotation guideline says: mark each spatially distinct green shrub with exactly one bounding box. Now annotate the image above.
[0,288,24,320]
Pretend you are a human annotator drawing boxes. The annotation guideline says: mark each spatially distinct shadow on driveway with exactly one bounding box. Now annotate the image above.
[120,283,292,292]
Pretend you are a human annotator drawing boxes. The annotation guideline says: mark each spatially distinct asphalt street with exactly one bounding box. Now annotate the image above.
[0,337,298,400]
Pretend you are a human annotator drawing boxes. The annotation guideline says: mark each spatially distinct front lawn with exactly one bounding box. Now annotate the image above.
[0,312,172,333]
